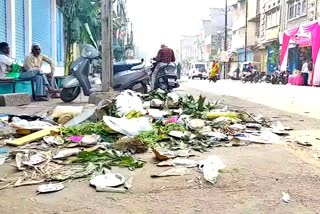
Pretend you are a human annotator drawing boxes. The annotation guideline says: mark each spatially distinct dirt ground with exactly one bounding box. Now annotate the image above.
[1,85,320,214]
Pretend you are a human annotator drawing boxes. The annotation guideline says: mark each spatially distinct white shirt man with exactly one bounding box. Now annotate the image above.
[0,54,13,78]
[302,61,309,73]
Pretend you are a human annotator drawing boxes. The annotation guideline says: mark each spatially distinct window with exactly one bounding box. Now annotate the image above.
[267,13,272,28]
[288,0,306,20]
[302,0,307,14]
[295,2,301,16]
[288,5,294,19]
[266,10,279,28]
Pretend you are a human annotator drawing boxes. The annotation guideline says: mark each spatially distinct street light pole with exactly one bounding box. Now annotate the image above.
[244,0,248,61]
[224,0,228,79]
[224,0,228,52]
[101,0,113,92]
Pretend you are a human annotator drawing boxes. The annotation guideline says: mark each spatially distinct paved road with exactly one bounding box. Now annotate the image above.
[182,79,320,120]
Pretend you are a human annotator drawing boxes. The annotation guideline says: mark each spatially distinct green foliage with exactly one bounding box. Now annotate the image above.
[269,42,280,66]
[62,0,101,74]
[74,150,144,170]
[182,95,216,118]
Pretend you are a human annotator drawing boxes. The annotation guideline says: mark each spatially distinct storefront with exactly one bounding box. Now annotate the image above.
[237,48,254,62]
[280,21,319,86]
[32,0,52,57]
[0,0,6,42]
[15,0,25,63]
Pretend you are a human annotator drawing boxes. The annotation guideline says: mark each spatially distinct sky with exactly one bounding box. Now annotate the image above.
[127,0,233,59]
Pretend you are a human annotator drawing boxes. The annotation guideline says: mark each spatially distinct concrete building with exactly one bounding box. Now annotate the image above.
[276,0,318,73]
[180,35,200,69]
[113,0,135,60]
[0,0,65,75]
[198,7,233,62]
[231,0,260,64]
[257,0,281,72]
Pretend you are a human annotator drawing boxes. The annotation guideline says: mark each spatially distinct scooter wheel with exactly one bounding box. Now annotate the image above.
[60,87,81,102]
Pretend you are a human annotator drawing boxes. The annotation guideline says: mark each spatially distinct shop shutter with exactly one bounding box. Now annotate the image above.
[32,0,52,57]
[56,7,64,65]
[15,0,25,63]
[0,0,6,42]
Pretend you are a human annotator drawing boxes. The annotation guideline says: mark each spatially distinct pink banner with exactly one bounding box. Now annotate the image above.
[279,27,299,71]
[302,21,320,86]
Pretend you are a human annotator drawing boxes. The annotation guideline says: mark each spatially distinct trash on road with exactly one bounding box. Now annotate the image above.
[282,192,290,203]
[151,167,191,178]
[90,173,126,188]
[37,183,65,194]
[295,141,312,147]
[0,90,292,192]
[198,156,225,185]
[103,116,152,136]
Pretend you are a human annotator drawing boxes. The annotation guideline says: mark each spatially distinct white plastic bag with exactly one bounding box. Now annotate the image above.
[166,93,180,108]
[198,155,225,184]
[116,90,145,117]
[103,116,152,136]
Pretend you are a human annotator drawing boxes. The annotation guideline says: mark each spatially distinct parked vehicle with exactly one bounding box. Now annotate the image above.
[60,44,149,102]
[253,71,269,83]
[151,60,180,92]
[241,70,257,83]
[261,73,272,83]
[239,61,261,79]
[188,62,208,80]
[271,69,289,85]
[228,68,241,80]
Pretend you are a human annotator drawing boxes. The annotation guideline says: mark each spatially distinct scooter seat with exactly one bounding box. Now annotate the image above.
[113,61,143,73]
[131,64,145,70]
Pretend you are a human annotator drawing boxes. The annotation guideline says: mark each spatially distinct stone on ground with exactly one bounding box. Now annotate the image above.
[0,93,30,106]
[88,91,120,105]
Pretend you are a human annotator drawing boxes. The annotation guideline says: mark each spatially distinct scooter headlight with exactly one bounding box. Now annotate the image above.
[165,66,175,73]
[81,48,92,58]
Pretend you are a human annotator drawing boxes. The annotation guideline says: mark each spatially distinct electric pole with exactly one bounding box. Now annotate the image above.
[244,0,248,61]
[224,0,228,79]
[101,0,113,92]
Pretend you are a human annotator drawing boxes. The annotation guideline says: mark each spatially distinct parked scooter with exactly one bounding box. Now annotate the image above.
[60,44,150,102]
[271,67,289,85]
[150,59,179,91]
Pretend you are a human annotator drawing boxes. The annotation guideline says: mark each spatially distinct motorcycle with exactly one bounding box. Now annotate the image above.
[271,69,289,85]
[254,71,270,83]
[241,70,257,83]
[150,60,179,91]
[60,44,150,102]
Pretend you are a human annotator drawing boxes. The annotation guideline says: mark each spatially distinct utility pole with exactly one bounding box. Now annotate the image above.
[101,0,113,92]
[244,0,248,61]
[224,0,228,79]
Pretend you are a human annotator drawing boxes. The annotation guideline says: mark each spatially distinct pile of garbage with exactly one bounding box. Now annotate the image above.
[0,89,291,193]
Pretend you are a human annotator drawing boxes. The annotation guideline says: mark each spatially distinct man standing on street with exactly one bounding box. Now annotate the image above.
[308,59,313,85]
[301,59,309,86]
[151,44,176,89]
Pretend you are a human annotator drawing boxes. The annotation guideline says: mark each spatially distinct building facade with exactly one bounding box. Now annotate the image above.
[113,0,135,60]
[231,0,260,63]
[0,0,65,75]
[258,0,281,72]
[278,0,316,73]
[199,7,233,62]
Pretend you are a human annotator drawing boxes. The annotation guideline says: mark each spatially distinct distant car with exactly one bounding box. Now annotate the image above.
[188,63,208,80]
